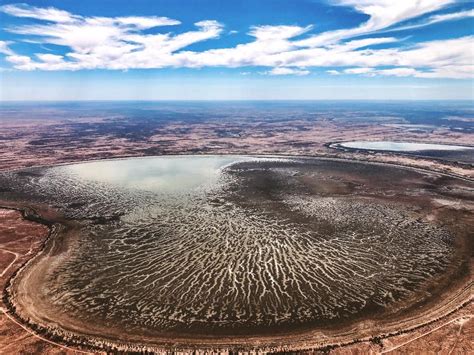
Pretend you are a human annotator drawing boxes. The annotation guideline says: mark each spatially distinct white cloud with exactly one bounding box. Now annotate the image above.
[6,54,33,70]
[428,9,474,24]
[385,9,474,32]
[266,67,310,76]
[344,67,375,74]
[249,25,312,40]
[344,66,417,77]
[0,3,79,23]
[333,37,399,50]
[399,36,473,69]
[414,65,474,79]
[0,2,471,79]
[376,67,418,77]
[36,53,64,63]
[336,0,453,29]
[295,0,455,47]
[109,16,180,29]
[0,41,14,55]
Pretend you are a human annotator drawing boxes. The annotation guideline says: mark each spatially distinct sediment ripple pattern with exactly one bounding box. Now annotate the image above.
[0,157,457,335]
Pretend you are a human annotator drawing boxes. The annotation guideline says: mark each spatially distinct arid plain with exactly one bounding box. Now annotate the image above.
[0,101,472,354]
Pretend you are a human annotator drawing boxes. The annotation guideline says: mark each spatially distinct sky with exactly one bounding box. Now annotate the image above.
[0,0,473,101]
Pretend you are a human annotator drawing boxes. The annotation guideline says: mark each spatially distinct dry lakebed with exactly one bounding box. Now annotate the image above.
[0,155,472,352]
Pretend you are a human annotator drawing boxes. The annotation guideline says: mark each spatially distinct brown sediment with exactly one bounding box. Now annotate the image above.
[1,114,473,179]
[0,205,90,354]
[0,156,472,353]
[3,222,473,353]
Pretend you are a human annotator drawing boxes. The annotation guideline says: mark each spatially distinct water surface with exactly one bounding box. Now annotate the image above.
[339,141,473,152]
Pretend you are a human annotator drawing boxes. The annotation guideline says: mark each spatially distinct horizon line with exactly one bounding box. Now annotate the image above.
[2,99,473,103]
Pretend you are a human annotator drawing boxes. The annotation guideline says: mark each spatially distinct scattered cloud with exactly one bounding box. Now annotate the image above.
[265,67,311,76]
[0,41,14,55]
[249,25,312,40]
[427,8,474,24]
[35,53,64,64]
[344,67,375,75]
[0,3,80,23]
[6,54,32,66]
[0,1,471,78]
[294,0,455,47]
[384,9,474,32]
[343,67,418,77]
[335,0,454,30]
[377,67,418,77]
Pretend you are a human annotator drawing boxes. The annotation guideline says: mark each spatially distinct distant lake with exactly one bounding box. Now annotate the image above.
[339,141,473,152]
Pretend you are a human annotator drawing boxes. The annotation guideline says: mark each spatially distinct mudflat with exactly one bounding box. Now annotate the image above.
[1,156,472,352]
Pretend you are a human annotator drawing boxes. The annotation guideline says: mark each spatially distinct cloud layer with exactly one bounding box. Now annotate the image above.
[0,1,472,78]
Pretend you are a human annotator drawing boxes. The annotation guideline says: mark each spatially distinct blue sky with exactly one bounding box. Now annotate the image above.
[0,0,473,100]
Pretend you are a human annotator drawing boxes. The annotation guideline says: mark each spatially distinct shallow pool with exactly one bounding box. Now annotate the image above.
[339,141,472,152]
